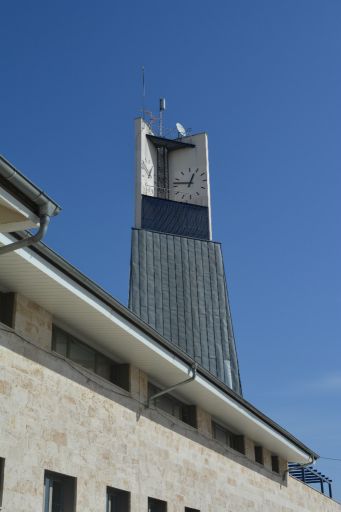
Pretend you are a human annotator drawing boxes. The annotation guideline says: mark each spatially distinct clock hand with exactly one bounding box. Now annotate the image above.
[188,173,195,187]
[173,181,191,185]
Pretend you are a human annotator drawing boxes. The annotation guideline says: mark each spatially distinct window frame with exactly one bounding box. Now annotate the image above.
[106,486,130,512]
[148,496,167,512]
[271,454,280,473]
[254,445,264,465]
[148,381,197,428]
[211,420,245,454]
[0,292,14,328]
[0,457,5,508]
[52,325,130,391]
[43,470,76,512]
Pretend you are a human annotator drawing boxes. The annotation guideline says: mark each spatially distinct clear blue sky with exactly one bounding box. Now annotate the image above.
[1,0,341,500]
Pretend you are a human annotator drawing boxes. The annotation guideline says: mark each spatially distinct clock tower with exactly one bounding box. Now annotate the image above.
[129,117,242,395]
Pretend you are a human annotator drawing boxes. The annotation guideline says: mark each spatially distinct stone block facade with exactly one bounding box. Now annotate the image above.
[13,293,52,351]
[0,294,340,511]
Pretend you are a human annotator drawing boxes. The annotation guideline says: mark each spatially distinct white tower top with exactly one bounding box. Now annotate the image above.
[134,117,212,240]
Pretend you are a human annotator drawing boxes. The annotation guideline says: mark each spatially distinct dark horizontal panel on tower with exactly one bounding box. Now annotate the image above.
[141,195,210,240]
[146,134,195,151]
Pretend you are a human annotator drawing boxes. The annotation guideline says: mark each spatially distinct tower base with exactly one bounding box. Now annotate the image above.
[129,228,242,395]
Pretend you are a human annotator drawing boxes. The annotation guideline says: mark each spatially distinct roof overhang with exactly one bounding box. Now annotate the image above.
[0,187,39,232]
[0,231,317,464]
[146,134,195,151]
[0,156,61,234]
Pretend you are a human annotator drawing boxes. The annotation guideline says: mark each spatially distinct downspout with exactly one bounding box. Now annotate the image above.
[0,155,61,256]
[282,455,316,483]
[147,363,197,408]
[0,212,50,256]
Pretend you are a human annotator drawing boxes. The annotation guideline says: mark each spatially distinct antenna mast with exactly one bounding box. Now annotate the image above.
[159,98,166,136]
[142,66,146,120]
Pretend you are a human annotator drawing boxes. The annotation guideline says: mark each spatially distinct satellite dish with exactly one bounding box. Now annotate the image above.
[176,122,187,137]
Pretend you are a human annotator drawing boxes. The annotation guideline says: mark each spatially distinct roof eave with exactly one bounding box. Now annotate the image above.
[0,155,61,218]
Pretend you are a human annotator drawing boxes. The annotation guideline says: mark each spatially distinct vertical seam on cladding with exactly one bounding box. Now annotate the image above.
[166,234,172,343]
[203,241,217,376]
[208,242,218,377]
[152,232,157,329]
[195,240,203,365]
[214,242,229,386]
[173,235,180,344]
[158,233,165,337]
[145,231,149,324]
[180,237,186,354]
[137,231,141,317]
[183,238,191,356]
[188,239,195,361]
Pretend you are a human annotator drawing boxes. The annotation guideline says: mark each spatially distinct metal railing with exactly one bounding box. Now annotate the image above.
[288,463,333,498]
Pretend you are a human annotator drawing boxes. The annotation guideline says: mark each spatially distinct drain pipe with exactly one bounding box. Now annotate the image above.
[0,155,61,256]
[0,213,51,256]
[147,363,198,408]
[282,455,316,483]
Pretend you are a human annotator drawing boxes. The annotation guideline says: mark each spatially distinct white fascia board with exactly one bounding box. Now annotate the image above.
[0,232,311,464]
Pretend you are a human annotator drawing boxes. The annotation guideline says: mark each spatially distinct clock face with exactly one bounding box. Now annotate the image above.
[171,167,207,204]
[141,157,154,195]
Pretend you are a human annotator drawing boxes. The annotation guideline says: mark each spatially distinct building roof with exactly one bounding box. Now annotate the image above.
[0,227,318,464]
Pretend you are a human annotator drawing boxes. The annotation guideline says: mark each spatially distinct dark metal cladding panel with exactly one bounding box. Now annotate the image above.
[214,243,233,388]
[174,235,186,353]
[128,229,242,395]
[208,242,225,382]
[181,237,194,359]
[146,230,155,327]
[221,253,243,395]
[153,232,164,333]
[167,235,179,345]
[160,234,171,339]
[141,195,210,240]
[194,239,210,373]
[201,241,217,377]
[187,238,202,363]
[129,229,140,314]
[138,230,148,323]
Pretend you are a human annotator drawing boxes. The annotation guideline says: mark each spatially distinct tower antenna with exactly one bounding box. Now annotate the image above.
[142,66,146,120]
[159,97,166,136]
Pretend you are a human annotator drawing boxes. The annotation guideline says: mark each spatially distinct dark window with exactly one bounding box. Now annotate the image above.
[271,455,279,473]
[0,458,5,508]
[52,326,130,391]
[106,487,130,512]
[148,382,197,428]
[44,470,76,512]
[254,446,264,465]
[0,292,14,327]
[185,508,200,512]
[212,421,245,454]
[148,497,167,512]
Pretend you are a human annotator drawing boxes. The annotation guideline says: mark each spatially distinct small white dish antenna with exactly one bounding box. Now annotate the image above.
[176,122,187,137]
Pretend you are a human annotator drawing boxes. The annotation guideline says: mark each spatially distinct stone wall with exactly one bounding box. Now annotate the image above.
[0,295,340,512]
[13,293,52,351]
